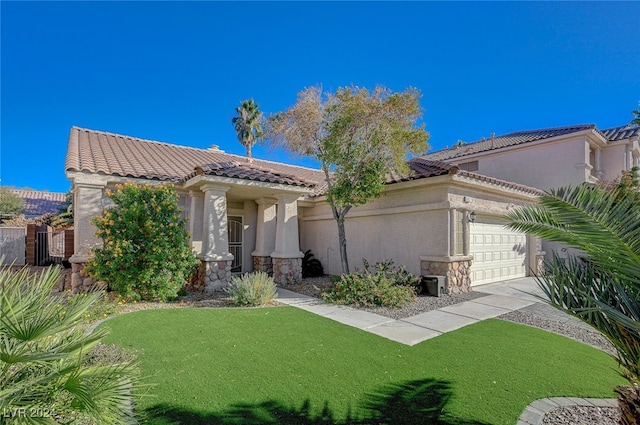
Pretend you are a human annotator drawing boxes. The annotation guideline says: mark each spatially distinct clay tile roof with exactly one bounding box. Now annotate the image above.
[11,189,67,216]
[384,157,542,195]
[600,125,640,142]
[185,161,317,188]
[65,126,325,187]
[455,170,545,196]
[387,158,459,183]
[422,124,598,162]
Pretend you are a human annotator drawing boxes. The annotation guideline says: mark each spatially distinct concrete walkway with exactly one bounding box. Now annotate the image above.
[277,277,543,346]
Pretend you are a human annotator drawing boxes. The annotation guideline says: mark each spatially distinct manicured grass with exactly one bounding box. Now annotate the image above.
[101,306,625,425]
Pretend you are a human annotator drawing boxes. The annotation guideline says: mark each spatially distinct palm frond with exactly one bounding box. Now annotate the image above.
[507,184,640,287]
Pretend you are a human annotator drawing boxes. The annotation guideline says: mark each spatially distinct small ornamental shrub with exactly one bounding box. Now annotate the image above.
[85,183,198,302]
[227,272,278,306]
[302,249,324,278]
[322,260,416,308]
[363,259,422,290]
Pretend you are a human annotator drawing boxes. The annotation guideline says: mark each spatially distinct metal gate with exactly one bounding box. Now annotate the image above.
[36,230,66,266]
[228,216,243,273]
[0,227,26,266]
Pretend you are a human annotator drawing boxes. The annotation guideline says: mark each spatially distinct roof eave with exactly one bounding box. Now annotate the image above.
[183,174,315,195]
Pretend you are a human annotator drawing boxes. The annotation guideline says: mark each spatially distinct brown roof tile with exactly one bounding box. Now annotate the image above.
[11,190,67,216]
[65,127,326,187]
[423,124,598,162]
[185,161,317,188]
[66,127,541,199]
[600,125,640,142]
[385,157,543,195]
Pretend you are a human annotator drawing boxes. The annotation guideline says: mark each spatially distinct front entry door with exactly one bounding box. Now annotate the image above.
[228,216,243,273]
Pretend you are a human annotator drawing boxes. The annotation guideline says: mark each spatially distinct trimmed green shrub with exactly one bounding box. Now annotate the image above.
[228,272,278,306]
[322,260,416,308]
[0,265,140,424]
[85,183,198,302]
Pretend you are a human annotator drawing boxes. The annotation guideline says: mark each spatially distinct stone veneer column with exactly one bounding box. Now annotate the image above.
[420,256,473,294]
[199,184,234,293]
[69,181,106,293]
[271,195,303,285]
[252,197,277,275]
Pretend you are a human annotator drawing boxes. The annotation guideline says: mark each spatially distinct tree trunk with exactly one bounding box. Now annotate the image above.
[331,204,351,274]
[337,217,349,274]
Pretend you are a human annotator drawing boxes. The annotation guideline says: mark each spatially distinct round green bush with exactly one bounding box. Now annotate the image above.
[85,183,198,302]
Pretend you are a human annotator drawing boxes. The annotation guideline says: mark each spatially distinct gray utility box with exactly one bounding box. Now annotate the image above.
[421,275,446,297]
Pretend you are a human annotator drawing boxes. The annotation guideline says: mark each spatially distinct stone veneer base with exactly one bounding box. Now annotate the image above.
[70,261,100,293]
[200,260,232,293]
[272,257,302,285]
[420,258,472,294]
[253,255,273,276]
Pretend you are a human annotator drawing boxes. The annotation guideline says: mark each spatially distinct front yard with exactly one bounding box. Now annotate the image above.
[101,306,624,425]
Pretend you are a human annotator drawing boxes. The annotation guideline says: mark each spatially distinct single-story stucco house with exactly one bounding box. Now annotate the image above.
[65,126,545,294]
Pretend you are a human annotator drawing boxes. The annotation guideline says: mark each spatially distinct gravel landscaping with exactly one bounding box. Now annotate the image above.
[542,405,620,425]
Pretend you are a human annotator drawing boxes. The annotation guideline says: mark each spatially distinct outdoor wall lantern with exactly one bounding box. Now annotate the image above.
[468,210,477,223]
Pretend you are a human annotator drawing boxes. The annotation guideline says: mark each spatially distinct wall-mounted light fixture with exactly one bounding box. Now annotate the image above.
[468,210,477,223]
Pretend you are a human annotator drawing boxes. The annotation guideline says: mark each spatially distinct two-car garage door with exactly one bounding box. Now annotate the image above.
[469,221,527,286]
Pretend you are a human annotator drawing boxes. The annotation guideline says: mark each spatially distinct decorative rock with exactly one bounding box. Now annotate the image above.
[253,256,273,275]
[83,277,94,290]
[201,259,232,293]
[421,259,472,294]
[272,257,302,286]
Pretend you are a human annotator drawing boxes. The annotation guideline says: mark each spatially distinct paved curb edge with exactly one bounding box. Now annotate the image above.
[517,397,618,425]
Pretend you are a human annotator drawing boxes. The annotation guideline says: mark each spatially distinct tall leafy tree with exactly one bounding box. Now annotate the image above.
[232,99,263,158]
[506,184,640,423]
[266,85,429,273]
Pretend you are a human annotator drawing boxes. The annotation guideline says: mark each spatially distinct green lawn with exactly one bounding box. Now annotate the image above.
[101,306,624,425]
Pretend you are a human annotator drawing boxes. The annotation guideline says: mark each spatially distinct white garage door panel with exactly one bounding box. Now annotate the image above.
[470,222,526,286]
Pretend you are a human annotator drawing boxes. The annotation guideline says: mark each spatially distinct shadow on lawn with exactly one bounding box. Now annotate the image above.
[143,378,488,425]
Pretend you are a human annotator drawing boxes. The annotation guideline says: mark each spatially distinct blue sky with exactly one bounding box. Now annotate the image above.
[1,1,639,193]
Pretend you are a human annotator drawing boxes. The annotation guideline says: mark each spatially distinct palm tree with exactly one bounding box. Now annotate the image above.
[632,102,640,127]
[0,265,140,424]
[232,99,263,158]
[505,184,640,424]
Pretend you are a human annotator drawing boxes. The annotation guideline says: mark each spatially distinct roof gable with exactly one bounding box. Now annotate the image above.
[65,126,326,187]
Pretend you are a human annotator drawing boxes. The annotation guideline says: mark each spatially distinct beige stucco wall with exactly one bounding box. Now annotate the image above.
[458,133,640,193]
[300,175,540,276]
[301,203,449,276]
[468,138,590,192]
[601,142,633,183]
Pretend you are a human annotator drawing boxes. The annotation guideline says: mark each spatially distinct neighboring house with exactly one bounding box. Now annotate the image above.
[423,123,640,262]
[423,124,640,192]
[65,126,544,294]
[11,189,67,218]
